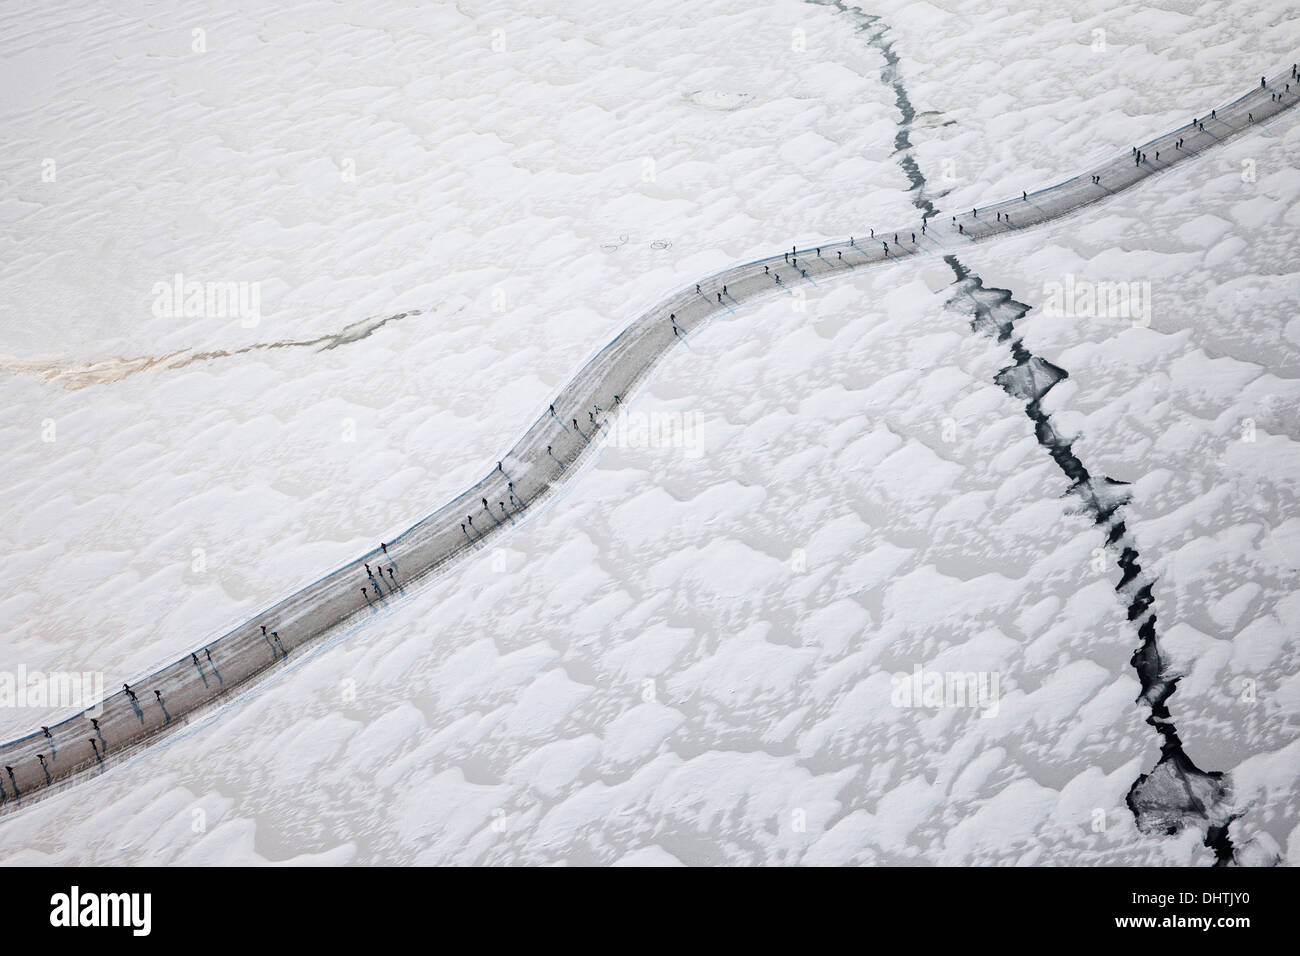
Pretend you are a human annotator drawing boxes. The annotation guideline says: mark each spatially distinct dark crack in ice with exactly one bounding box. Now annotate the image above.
[943,271,1237,864]
[814,0,1238,862]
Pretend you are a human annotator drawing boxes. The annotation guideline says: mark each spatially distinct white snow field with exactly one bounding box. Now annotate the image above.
[0,0,1297,863]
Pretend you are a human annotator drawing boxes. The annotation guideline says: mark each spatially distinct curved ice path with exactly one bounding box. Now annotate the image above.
[1,66,1295,823]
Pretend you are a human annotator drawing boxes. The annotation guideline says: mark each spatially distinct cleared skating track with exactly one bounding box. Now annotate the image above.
[1,69,1295,817]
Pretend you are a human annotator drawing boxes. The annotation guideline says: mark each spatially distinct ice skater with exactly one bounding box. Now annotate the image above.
[41,726,51,738]
[123,683,138,702]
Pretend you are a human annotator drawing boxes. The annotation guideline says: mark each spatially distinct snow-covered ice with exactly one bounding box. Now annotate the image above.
[0,0,1296,864]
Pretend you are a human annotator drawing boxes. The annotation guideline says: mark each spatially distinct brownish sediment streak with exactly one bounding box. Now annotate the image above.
[0,307,427,390]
